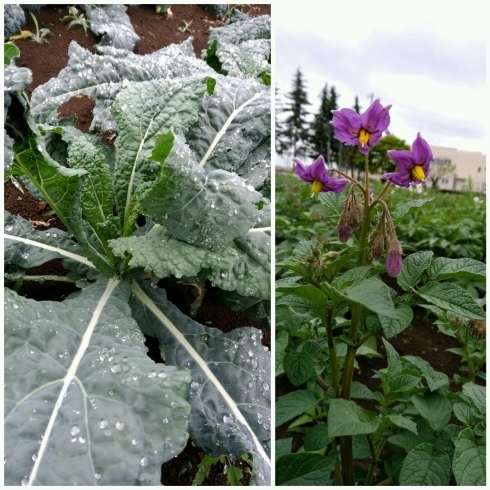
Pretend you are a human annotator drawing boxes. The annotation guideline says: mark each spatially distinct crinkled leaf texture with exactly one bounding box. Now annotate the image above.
[108,223,236,279]
[130,281,271,486]
[85,4,140,51]
[186,75,271,188]
[208,14,270,46]
[4,211,93,271]
[4,64,33,171]
[216,39,271,79]
[4,278,191,486]
[30,39,214,133]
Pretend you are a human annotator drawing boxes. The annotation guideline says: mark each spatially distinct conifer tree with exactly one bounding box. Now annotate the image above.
[309,84,340,164]
[279,68,311,161]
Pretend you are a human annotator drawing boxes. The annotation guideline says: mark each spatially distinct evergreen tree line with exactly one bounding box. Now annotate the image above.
[276,68,410,178]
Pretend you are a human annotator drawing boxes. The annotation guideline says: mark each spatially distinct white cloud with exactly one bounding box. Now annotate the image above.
[274,1,486,154]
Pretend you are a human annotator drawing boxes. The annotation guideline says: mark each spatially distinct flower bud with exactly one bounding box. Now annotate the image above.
[386,238,402,277]
[371,233,385,260]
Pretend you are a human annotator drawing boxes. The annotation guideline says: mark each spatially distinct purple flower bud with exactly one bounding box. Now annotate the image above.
[371,234,385,260]
[338,223,351,243]
[386,250,402,277]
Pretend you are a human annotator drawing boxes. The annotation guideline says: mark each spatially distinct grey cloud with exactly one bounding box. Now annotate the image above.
[276,27,485,94]
[400,106,485,140]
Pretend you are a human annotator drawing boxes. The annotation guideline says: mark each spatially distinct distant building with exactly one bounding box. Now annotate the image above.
[429,146,486,193]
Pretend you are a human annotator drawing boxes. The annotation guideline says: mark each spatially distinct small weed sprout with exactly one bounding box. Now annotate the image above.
[62,6,90,36]
[10,12,51,43]
[178,19,193,33]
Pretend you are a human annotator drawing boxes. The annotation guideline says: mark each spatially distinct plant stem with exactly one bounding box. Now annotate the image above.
[339,152,371,486]
[326,308,340,398]
[329,168,363,187]
[364,435,377,486]
[331,439,343,485]
[315,376,329,391]
[463,327,475,382]
[11,274,77,283]
[355,331,372,350]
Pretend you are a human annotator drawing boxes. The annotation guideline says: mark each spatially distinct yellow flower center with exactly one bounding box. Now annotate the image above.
[359,128,370,147]
[311,179,324,197]
[411,165,425,182]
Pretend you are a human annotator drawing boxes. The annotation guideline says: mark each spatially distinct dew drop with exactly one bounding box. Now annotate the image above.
[98,419,108,429]
[21,476,29,486]
[116,421,124,430]
[94,472,101,480]
[111,363,121,373]
[190,380,200,389]
[79,436,86,443]
[140,456,149,467]
[31,454,38,461]
[70,425,80,436]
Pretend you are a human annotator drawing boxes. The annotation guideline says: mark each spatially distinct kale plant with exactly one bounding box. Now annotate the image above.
[4,10,271,486]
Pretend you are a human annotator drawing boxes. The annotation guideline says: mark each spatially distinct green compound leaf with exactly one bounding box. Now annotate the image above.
[462,382,486,415]
[402,355,449,392]
[428,256,486,282]
[280,284,327,308]
[276,452,336,486]
[384,414,418,435]
[379,303,413,339]
[399,442,450,486]
[304,424,331,451]
[452,428,486,486]
[344,276,398,319]
[453,403,478,426]
[275,331,288,376]
[418,281,486,319]
[275,438,293,460]
[283,351,315,386]
[391,197,436,225]
[275,390,321,427]
[327,399,380,438]
[397,251,433,291]
[412,393,451,432]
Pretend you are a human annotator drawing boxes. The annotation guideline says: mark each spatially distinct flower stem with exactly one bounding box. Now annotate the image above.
[329,168,363,188]
[326,308,340,398]
[339,152,371,486]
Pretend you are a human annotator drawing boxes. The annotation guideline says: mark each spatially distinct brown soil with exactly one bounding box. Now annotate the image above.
[5,4,270,486]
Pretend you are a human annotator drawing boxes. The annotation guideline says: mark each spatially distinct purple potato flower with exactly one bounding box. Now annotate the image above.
[382,133,433,188]
[331,99,392,155]
[293,155,349,197]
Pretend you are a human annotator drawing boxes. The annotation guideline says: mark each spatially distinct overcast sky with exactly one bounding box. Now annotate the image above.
[274,0,486,165]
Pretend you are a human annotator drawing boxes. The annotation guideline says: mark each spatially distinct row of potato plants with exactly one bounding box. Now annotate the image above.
[275,101,485,485]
